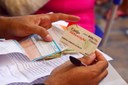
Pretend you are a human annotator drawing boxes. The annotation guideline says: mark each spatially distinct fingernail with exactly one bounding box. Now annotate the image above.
[43,34,53,42]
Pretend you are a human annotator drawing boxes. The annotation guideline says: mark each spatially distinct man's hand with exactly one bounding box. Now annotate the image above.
[45,51,108,85]
[0,13,80,41]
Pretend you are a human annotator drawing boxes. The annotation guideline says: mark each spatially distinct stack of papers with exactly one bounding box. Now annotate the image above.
[0,40,127,85]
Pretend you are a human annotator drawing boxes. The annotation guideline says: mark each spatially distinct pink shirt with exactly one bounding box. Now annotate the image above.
[35,0,95,33]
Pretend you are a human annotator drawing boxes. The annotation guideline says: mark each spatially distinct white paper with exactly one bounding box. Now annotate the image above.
[0,53,53,85]
[0,40,25,55]
[100,63,128,85]
[97,49,113,61]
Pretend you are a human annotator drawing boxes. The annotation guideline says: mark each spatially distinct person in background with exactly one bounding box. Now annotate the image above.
[35,0,96,33]
[0,13,108,85]
[117,0,128,17]
[99,0,128,18]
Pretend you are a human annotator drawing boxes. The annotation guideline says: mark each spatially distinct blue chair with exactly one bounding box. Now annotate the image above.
[95,25,104,38]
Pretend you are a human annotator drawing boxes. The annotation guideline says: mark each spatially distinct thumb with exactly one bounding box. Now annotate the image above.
[31,25,53,42]
[80,53,96,65]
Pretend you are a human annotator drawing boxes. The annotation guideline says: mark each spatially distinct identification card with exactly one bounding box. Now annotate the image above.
[61,24,101,55]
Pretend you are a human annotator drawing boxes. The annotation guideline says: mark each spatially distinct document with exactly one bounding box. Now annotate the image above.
[0,53,53,85]
[31,25,67,60]
[0,40,24,55]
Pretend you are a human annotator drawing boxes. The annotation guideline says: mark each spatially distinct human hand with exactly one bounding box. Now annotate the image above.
[1,13,80,41]
[44,51,108,85]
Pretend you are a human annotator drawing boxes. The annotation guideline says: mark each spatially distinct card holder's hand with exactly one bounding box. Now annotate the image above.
[44,51,108,85]
[0,13,80,41]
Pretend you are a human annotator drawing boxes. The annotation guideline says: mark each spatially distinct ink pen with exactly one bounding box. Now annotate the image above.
[69,56,87,66]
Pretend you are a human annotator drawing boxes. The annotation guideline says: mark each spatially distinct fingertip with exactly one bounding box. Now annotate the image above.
[43,34,53,42]
[95,50,100,54]
[88,53,96,60]
[95,51,106,61]
[80,53,96,65]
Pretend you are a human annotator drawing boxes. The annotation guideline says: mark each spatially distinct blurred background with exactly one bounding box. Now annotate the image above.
[0,0,128,83]
[95,0,128,83]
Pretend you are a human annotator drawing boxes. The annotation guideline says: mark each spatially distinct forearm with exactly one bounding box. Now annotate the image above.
[0,17,9,38]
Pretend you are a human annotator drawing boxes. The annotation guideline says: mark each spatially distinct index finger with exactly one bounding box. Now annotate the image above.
[47,13,80,22]
[89,51,108,75]
[95,51,107,61]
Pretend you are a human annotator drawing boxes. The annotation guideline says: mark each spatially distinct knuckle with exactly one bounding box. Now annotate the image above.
[103,61,109,68]
[106,61,109,67]
[41,20,52,29]
[35,27,48,37]
[90,69,99,77]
